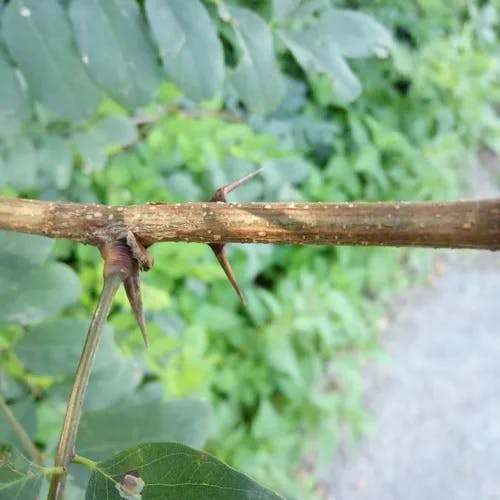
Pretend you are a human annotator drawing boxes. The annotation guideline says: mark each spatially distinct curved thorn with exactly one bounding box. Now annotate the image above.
[124,266,149,347]
[210,243,246,305]
[210,167,263,202]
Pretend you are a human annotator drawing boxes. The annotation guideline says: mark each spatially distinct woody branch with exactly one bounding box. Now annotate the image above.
[0,197,499,250]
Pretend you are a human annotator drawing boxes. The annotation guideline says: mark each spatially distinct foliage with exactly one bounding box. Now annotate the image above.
[0,0,499,498]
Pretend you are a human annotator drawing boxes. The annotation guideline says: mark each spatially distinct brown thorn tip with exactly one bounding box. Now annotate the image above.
[124,272,150,348]
[210,167,264,202]
[210,243,246,305]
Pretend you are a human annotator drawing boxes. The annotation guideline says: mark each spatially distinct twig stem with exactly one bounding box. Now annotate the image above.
[47,272,124,500]
[0,392,43,465]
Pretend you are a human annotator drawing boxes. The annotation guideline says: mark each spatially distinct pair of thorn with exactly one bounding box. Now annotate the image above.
[121,168,263,347]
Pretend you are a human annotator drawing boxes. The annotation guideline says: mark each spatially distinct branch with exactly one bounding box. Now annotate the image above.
[0,392,43,465]
[48,271,124,500]
[0,197,499,250]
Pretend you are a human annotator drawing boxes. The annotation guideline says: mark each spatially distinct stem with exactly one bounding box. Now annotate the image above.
[0,393,43,465]
[73,454,98,470]
[47,273,124,500]
[0,198,499,250]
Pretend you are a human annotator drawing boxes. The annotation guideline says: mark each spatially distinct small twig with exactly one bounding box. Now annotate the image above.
[47,272,124,500]
[0,392,43,465]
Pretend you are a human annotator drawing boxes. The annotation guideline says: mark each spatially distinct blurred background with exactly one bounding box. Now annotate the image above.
[0,0,499,498]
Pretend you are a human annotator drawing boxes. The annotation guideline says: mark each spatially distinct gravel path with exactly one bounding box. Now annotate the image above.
[322,155,500,500]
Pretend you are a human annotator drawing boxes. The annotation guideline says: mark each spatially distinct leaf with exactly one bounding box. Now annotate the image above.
[85,442,283,500]
[2,0,100,121]
[79,357,143,412]
[72,130,106,172]
[0,231,53,264]
[93,116,138,149]
[318,9,393,59]
[279,28,361,102]
[0,445,43,500]
[72,116,138,172]
[0,137,37,189]
[272,0,301,22]
[228,6,285,114]
[0,399,36,452]
[15,319,117,376]
[0,256,80,326]
[0,48,30,140]
[68,0,161,109]
[37,134,73,189]
[145,0,224,101]
[77,399,211,460]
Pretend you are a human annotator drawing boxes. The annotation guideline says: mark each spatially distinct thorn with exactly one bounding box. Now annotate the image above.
[126,231,153,271]
[210,167,263,202]
[208,168,262,303]
[123,263,149,347]
[210,243,246,304]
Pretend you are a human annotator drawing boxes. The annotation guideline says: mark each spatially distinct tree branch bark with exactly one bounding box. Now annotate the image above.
[0,197,499,250]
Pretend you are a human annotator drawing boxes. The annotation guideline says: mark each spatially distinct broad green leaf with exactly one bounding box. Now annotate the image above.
[279,29,361,102]
[80,357,143,412]
[0,231,53,264]
[78,399,211,460]
[92,116,138,149]
[0,137,37,189]
[72,116,138,171]
[52,355,143,413]
[0,256,80,326]
[0,48,30,140]
[37,134,73,189]
[85,442,283,500]
[145,0,224,101]
[0,445,43,500]
[69,0,161,108]
[15,319,117,376]
[272,0,301,22]
[72,130,106,172]
[0,398,36,452]
[319,9,393,59]
[228,6,285,114]
[2,0,100,121]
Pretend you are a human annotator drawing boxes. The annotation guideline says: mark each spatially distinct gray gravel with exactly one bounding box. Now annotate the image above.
[322,155,500,500]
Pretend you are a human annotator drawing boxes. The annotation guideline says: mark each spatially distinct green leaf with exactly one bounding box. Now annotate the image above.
[0,257,80,326]
[0,445,43,500]
[92,116,138,149]
[72,130,106,172]
[0,399,36,452]
[72,116,138,171]
[79,357,143,412]
[279,28,361,102]
[15,319,117,376]
[0,48,30,140]
[145,0,224,101]
[78,399,211,460]
[272,0,301,22]
[319,9,393,59]
[37,134,73,189]
[228,6,285,114]
[85,442,283,500]
[0,137,37,189]
[68,0,161,109]
[0,231,53,264]
[2,0,100,121]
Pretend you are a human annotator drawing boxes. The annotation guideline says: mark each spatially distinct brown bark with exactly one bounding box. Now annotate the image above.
[0,197,499,250]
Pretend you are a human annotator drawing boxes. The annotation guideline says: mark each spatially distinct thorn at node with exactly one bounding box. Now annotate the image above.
[208,167,263,304]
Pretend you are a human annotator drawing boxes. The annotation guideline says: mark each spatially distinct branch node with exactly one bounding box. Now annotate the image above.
[207,168,263,303]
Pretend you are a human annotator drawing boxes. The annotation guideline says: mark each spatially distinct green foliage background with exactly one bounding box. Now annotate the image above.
[0,0,499,498]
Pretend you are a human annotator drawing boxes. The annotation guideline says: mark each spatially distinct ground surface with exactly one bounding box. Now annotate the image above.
[322,154,500,500]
